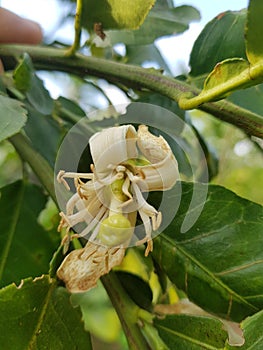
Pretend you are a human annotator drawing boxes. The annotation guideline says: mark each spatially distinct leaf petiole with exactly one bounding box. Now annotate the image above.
[65,0,84,57]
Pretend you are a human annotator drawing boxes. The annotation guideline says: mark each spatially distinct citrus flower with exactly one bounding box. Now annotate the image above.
[56,124,179,292]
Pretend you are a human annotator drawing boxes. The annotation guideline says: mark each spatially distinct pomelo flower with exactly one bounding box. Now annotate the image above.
[56,124,178,292]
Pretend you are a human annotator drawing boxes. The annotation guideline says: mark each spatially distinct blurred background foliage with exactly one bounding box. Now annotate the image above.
[0,0,262,348]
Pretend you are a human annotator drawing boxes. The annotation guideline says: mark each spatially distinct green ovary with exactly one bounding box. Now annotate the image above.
[98,214,133,246]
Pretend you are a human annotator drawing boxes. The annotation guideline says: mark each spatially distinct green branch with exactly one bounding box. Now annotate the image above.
[1,44,262,138]
[101,272,150,350]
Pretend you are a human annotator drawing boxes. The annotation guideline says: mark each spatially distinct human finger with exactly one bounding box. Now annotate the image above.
[0,8,42,44]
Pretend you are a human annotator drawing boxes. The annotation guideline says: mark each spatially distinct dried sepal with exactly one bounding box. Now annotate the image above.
[57,241,125,293]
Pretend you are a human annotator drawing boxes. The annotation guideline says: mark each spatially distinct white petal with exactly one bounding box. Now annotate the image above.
[89,125,138,177]
[137,125,179,191]
[138,153,179,191]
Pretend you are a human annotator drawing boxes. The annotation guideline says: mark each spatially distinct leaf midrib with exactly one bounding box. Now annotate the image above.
[157,324,224,350]
[161,234,258,313]
[27,278,56,349]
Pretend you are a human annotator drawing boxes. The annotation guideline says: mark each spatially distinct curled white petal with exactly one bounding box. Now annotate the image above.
[89,125,138,177]
[137,125,179,191]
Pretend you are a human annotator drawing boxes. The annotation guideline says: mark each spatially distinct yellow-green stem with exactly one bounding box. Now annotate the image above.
[101,271,150,350]
[66,0,83,56]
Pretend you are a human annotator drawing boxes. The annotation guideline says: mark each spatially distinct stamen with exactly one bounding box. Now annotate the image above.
[145,240,153,256]
[126,169,141,183]
[65,208,90,227]
[66,192,80,215]
[76,205,107,238]
[121,176,132,199]
[136,209,153,256]
[57,170,70,190]
[96,171,123,186]
[89,210,109,241]
[58,211,71,231]
[116,165,126,172]
[153,211,162,231]
[131,181,158,216]
[135,168,146,180]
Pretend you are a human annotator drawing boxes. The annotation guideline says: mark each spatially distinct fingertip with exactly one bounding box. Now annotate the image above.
[0,8,43,44]
[0,59,4,75]
[22,19,43,45]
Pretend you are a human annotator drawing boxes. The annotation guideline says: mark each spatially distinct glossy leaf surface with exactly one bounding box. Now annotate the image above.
[13,53,54,115]
[229,83,263,115]
[82,0,155,30]
[246,0,263,65]
[189,9,247,77]
[154,314,228,349]
[107,5,200,45]
[0,276,92,349]
[0,181,59,288]
[152,182,263,322]
[0,95,27,142]
[24,104,65,166]
[182,2,263,109]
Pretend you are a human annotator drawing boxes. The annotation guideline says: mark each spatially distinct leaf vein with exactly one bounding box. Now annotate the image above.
[0,182,25,280]
[157,324,223,350]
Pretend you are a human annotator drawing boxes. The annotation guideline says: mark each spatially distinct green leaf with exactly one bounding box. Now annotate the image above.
[204,59,249,93]
[0,76,7,94]
[136,92,185,121]
[116,271,153,311]
[152,182,263,321]
[154,314,228,349]
[246,0,263,65]
[13,53,32,91]
[0,95,27,142]
[126,44,172,74]
[226,309,263,349]
[56,96,86,125]
[187,119,219,180]
[182,5,263,108]
[192,58,254,103]
[13,53,54,114]
[229,83,263,115]
[0,275,92,349]
[82,0,155,30]
[71,283,124,343]
[0,181,59,288]
[107,5,200,45]
[189,9,247,77]
[24,104,65,166]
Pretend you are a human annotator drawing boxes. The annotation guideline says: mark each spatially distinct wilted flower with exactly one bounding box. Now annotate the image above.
[56,124,178,292]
